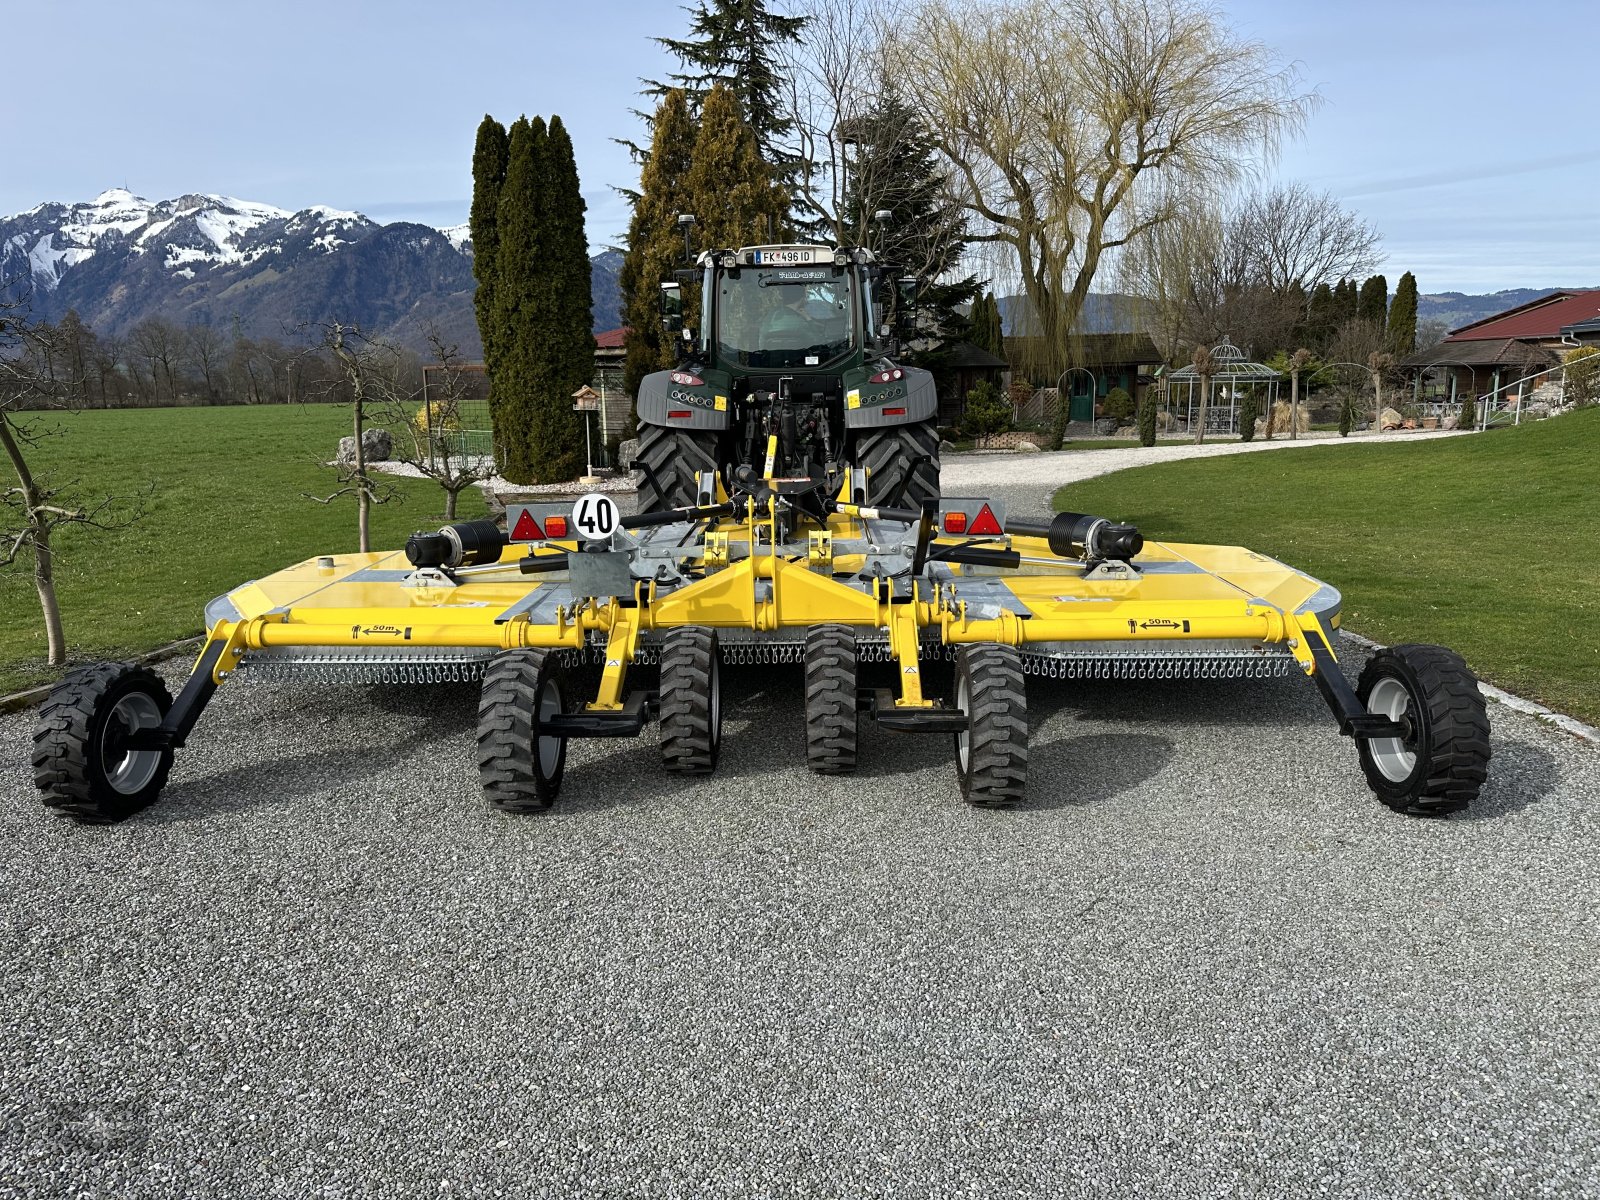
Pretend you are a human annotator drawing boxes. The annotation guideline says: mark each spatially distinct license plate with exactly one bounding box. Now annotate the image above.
[754,247,820,265]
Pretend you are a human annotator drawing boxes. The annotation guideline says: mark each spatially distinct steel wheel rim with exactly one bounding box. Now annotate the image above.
[536,677,563,779]
[1367,676,1418,782]
[955,670,971,773]
[101,692,162,794]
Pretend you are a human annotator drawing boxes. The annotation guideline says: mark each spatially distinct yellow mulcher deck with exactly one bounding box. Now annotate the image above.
[30,471,1492,823]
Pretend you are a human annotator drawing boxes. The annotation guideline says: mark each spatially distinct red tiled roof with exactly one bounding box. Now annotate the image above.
[1445,290,1600,341]
[594,327,630,349]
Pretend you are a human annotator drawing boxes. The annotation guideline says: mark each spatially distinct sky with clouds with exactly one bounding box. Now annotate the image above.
[4,0,1596,294]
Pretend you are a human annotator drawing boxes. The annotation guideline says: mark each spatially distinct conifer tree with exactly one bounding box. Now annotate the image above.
[1358,273,1389,333]
[680,85,789,331]
[621,90,699,402]
[1306,282,1336,349]
[840,90,978,347]
[491,116,548,483]
[530,115,591,483]
[1333,278,1358,325]
[1388,271,1419,355]
[470,115,508,377]
[650,0,806,174]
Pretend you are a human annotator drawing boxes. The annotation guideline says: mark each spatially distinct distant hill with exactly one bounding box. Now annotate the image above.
[995,291,1150,335]
[1417,287,1599,333]
[0,189,626,357]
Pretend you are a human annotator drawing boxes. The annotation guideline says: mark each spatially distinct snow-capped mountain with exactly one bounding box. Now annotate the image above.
[0,189,622,353]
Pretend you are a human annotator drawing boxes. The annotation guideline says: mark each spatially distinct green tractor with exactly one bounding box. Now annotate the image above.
[633,239,941,512]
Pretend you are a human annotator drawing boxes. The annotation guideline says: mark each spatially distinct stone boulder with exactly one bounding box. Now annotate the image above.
[1442,414,1460,430]
[618,438,641,470]
[1379,407,1404,430]
[338,428,392,464]
[1015,440,1041,452]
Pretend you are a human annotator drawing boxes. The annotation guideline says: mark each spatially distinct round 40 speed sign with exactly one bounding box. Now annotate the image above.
[572,493,620,542]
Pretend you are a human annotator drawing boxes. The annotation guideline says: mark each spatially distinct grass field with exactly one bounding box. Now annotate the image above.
[1055,408,1600,725]
[1,405,486,696]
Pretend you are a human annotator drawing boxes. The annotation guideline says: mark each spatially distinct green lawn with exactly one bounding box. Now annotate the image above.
[1,405,486,695]
[1053,409,1600,724]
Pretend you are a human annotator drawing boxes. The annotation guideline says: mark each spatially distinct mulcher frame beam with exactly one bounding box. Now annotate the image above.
[167,492,1394,748]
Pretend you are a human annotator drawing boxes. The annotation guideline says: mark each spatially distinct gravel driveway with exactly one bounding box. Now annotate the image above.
[3,438,1596,1199]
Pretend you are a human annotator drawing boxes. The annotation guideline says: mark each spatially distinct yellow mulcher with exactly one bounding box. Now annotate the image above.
[30,464,1490,824]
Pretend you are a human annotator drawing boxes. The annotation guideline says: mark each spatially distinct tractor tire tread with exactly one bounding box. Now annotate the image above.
[805,625,857,774]
[31,661,173,824]
[477,650,559,813]
[958,644,1027,808]
[660,627,719,774]
[636,424,719,513]
[1358,643,1491,817]
[854,420,941,508]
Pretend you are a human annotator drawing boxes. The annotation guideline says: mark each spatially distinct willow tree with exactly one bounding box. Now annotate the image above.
[900,0,1312,447]
[621,89,699,403]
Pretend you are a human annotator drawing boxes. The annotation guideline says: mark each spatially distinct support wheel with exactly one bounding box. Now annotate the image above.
[1356,644,1490,816]
[477,649,567,812]
[805,625,858,774]
[954,644,1027,807]
[659,627,721,773]
[854,420,942,508]
[636,423,720,513]
[32,662,174,824]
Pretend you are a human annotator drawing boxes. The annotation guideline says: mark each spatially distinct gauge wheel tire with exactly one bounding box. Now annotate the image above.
[1356,644,1490,817]
[636,423,721,513]
[659,627,722,774]
[478,649,568,813]
[805,625,858,775]
[854,420,942,509]
[32,662,175,824]
[953,644,1027,808]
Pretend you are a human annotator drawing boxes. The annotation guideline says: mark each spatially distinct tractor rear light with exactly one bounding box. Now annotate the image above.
[944,512,968,534]
[883,407,906,416]
[668,410,692,419]
[868,368,905,384]
[544,515,569,538]
[670,371,703,386]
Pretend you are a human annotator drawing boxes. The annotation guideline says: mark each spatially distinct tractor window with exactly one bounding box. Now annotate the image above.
[716,268,854,369]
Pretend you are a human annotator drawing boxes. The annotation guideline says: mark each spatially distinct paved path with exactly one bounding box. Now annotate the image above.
[945,428,1469,517]
[2,430,1596,1199]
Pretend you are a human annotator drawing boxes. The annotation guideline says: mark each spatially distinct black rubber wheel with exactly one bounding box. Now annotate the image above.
[853,419,942,508]
[477,649,567,813]
[659,627,721,773]
[804,625,858,774]
[1356,644,1491,816]
[32,662,174,824]
[636,423,720,513]
[953,644,1027,807]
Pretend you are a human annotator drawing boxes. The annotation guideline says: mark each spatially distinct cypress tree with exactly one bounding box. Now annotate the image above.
[1306,282,1336,349]
[1389,271,1419,354]
[1358,273,1389,332]
[681,84,789,329]
[491,116,548,483]
[1333,278,1358,325]
[530,115,591,483]
[621,89,699,402]
[470,115,508,376]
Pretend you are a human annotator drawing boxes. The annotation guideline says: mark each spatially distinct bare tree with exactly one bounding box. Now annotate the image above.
[386,332,496,521]
[1191,343,1215,445]
[1235,184,1381,296]
[1,302,146,665]
[183,323,226,401]
[899,0,1312,446]
[128,317,182,404]
[303,322,402,553]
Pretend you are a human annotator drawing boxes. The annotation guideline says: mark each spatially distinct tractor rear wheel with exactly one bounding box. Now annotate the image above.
[32,662,174,824]
[954,644,1027,807]
[804,625,857,774]
[854,420,942,508]
[1356,644,1490,816]
[477,649,567,812]
[659,627,721,774]
[635,423,720,513]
